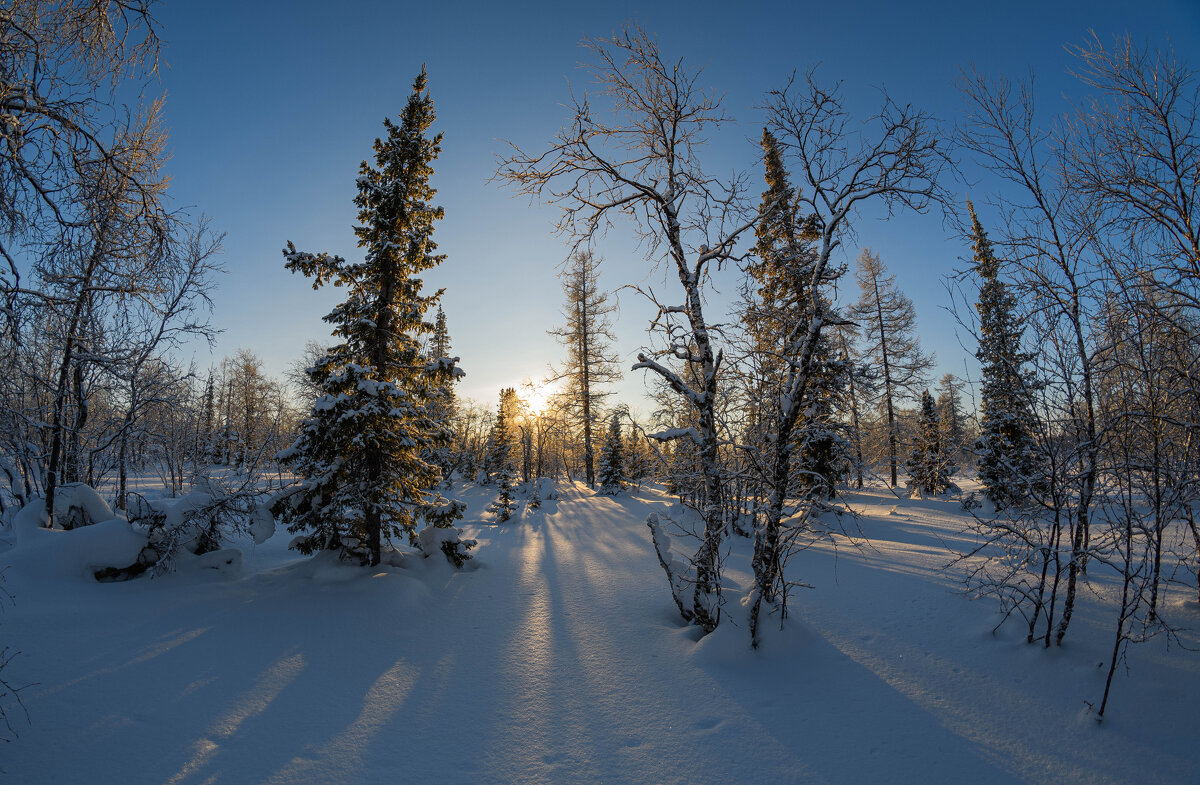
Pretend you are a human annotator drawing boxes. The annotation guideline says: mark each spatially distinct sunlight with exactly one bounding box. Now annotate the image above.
[520,380,560,416]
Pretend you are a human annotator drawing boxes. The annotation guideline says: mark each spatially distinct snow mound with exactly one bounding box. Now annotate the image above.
[8,499,146,584]
[51,483,114,530]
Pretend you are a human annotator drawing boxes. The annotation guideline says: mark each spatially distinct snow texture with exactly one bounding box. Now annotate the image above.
[1,481,1198,784]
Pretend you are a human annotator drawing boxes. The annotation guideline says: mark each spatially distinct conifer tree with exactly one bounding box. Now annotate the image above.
[624,422,653,489]
[970,202,1042,509]
[598,412,626,494]
[428,305,458,485]
[742,129,848,497]
[488,388,519,522]
[935,373,968,466]
[272,70,468,567]
[906,389,957,495]
[851,248,934,487]
[548,251,621,488]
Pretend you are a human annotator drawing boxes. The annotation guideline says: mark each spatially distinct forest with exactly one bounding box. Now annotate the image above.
[1,2,1199,783]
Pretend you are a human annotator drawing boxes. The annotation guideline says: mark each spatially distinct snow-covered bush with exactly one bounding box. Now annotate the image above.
[417,525,477,568]
[49,484,115,531]
[114,478,275,579]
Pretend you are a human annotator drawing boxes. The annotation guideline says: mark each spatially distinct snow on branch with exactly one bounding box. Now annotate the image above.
[644,426,703,446]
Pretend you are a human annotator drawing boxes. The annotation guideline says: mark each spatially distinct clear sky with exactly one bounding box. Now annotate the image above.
[154,0,1200,415]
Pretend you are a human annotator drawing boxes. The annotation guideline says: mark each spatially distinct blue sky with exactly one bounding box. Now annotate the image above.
[155,0,1200,414]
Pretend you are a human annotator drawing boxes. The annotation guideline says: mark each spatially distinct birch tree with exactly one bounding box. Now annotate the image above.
[497,27,756,633]
[744,72,946,645]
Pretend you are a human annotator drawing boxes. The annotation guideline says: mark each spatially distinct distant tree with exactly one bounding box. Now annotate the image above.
[624,421,654,489]
[272,70,468,567]
[499,28,751,633]
[488,388,519,521]
[548,251,621,489]
[598,412,626,494]
[286,340,331,409]
[934,373,969,468]
[969,203,1042,510]
[906,390,956,494]
[427,305,460,485]
[851,249,934,487]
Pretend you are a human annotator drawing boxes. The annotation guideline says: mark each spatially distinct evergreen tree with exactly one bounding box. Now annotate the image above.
[272,70,469,567]
[200,373,216,464]
[743,129,848,498]
[906,389,957,495]
[598,412,626,494]
[488,388,519,522]
[935,372,968,468]
[970,202,1042,509]
[624,422,653,489]
[427,304,459,485]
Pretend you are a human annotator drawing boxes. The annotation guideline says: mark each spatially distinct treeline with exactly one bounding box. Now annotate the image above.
[497,24,1200,719]
[497,27,961,643]
[955,38,1200,717]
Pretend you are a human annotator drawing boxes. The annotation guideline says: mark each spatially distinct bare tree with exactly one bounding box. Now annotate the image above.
[547,250,621,489]
[0,0,164,309]
[851,248,934,487]
[497,27,757,633]
[744,75,946,644]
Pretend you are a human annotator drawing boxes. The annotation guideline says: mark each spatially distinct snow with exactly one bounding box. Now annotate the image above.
[645,426,702,445]
[2,482,1198,784]
[51,482,116,530]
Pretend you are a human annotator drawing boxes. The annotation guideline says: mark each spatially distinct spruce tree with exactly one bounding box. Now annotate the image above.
[935,372,967,467]
[970,202,1042,510]
[624,422,653,489]
[744,129,848,497]
[272,70,468,567]
[428,305,458,485]
[598,412,626,494]
[488,388,519,522]
[906,389,956,495]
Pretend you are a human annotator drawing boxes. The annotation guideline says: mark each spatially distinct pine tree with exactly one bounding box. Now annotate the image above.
[598,412,626,494]
[906,389,957,495]
[970,202,1042,510]
[488,388,519,522]
[272,70,469,567]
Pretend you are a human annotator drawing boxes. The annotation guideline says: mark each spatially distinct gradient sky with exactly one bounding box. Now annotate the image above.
[154,0,1200,415]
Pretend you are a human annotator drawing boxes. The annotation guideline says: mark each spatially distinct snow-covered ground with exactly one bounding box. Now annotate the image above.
[2,482,1198,784]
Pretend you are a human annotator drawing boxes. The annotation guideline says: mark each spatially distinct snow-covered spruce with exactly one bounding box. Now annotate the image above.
[597,412,626,494]
[969,202,1043,511]
[487,388,519,522]
[272,69,470,568]
[905,389,957,497]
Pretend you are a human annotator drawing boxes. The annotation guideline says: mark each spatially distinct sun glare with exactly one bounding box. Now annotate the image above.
[521,381,559,416]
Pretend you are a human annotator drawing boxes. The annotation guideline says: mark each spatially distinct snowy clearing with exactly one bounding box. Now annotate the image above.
[3,482,1198,784]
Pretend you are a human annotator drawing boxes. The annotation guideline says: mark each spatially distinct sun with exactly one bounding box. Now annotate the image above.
[520,380,560,416]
